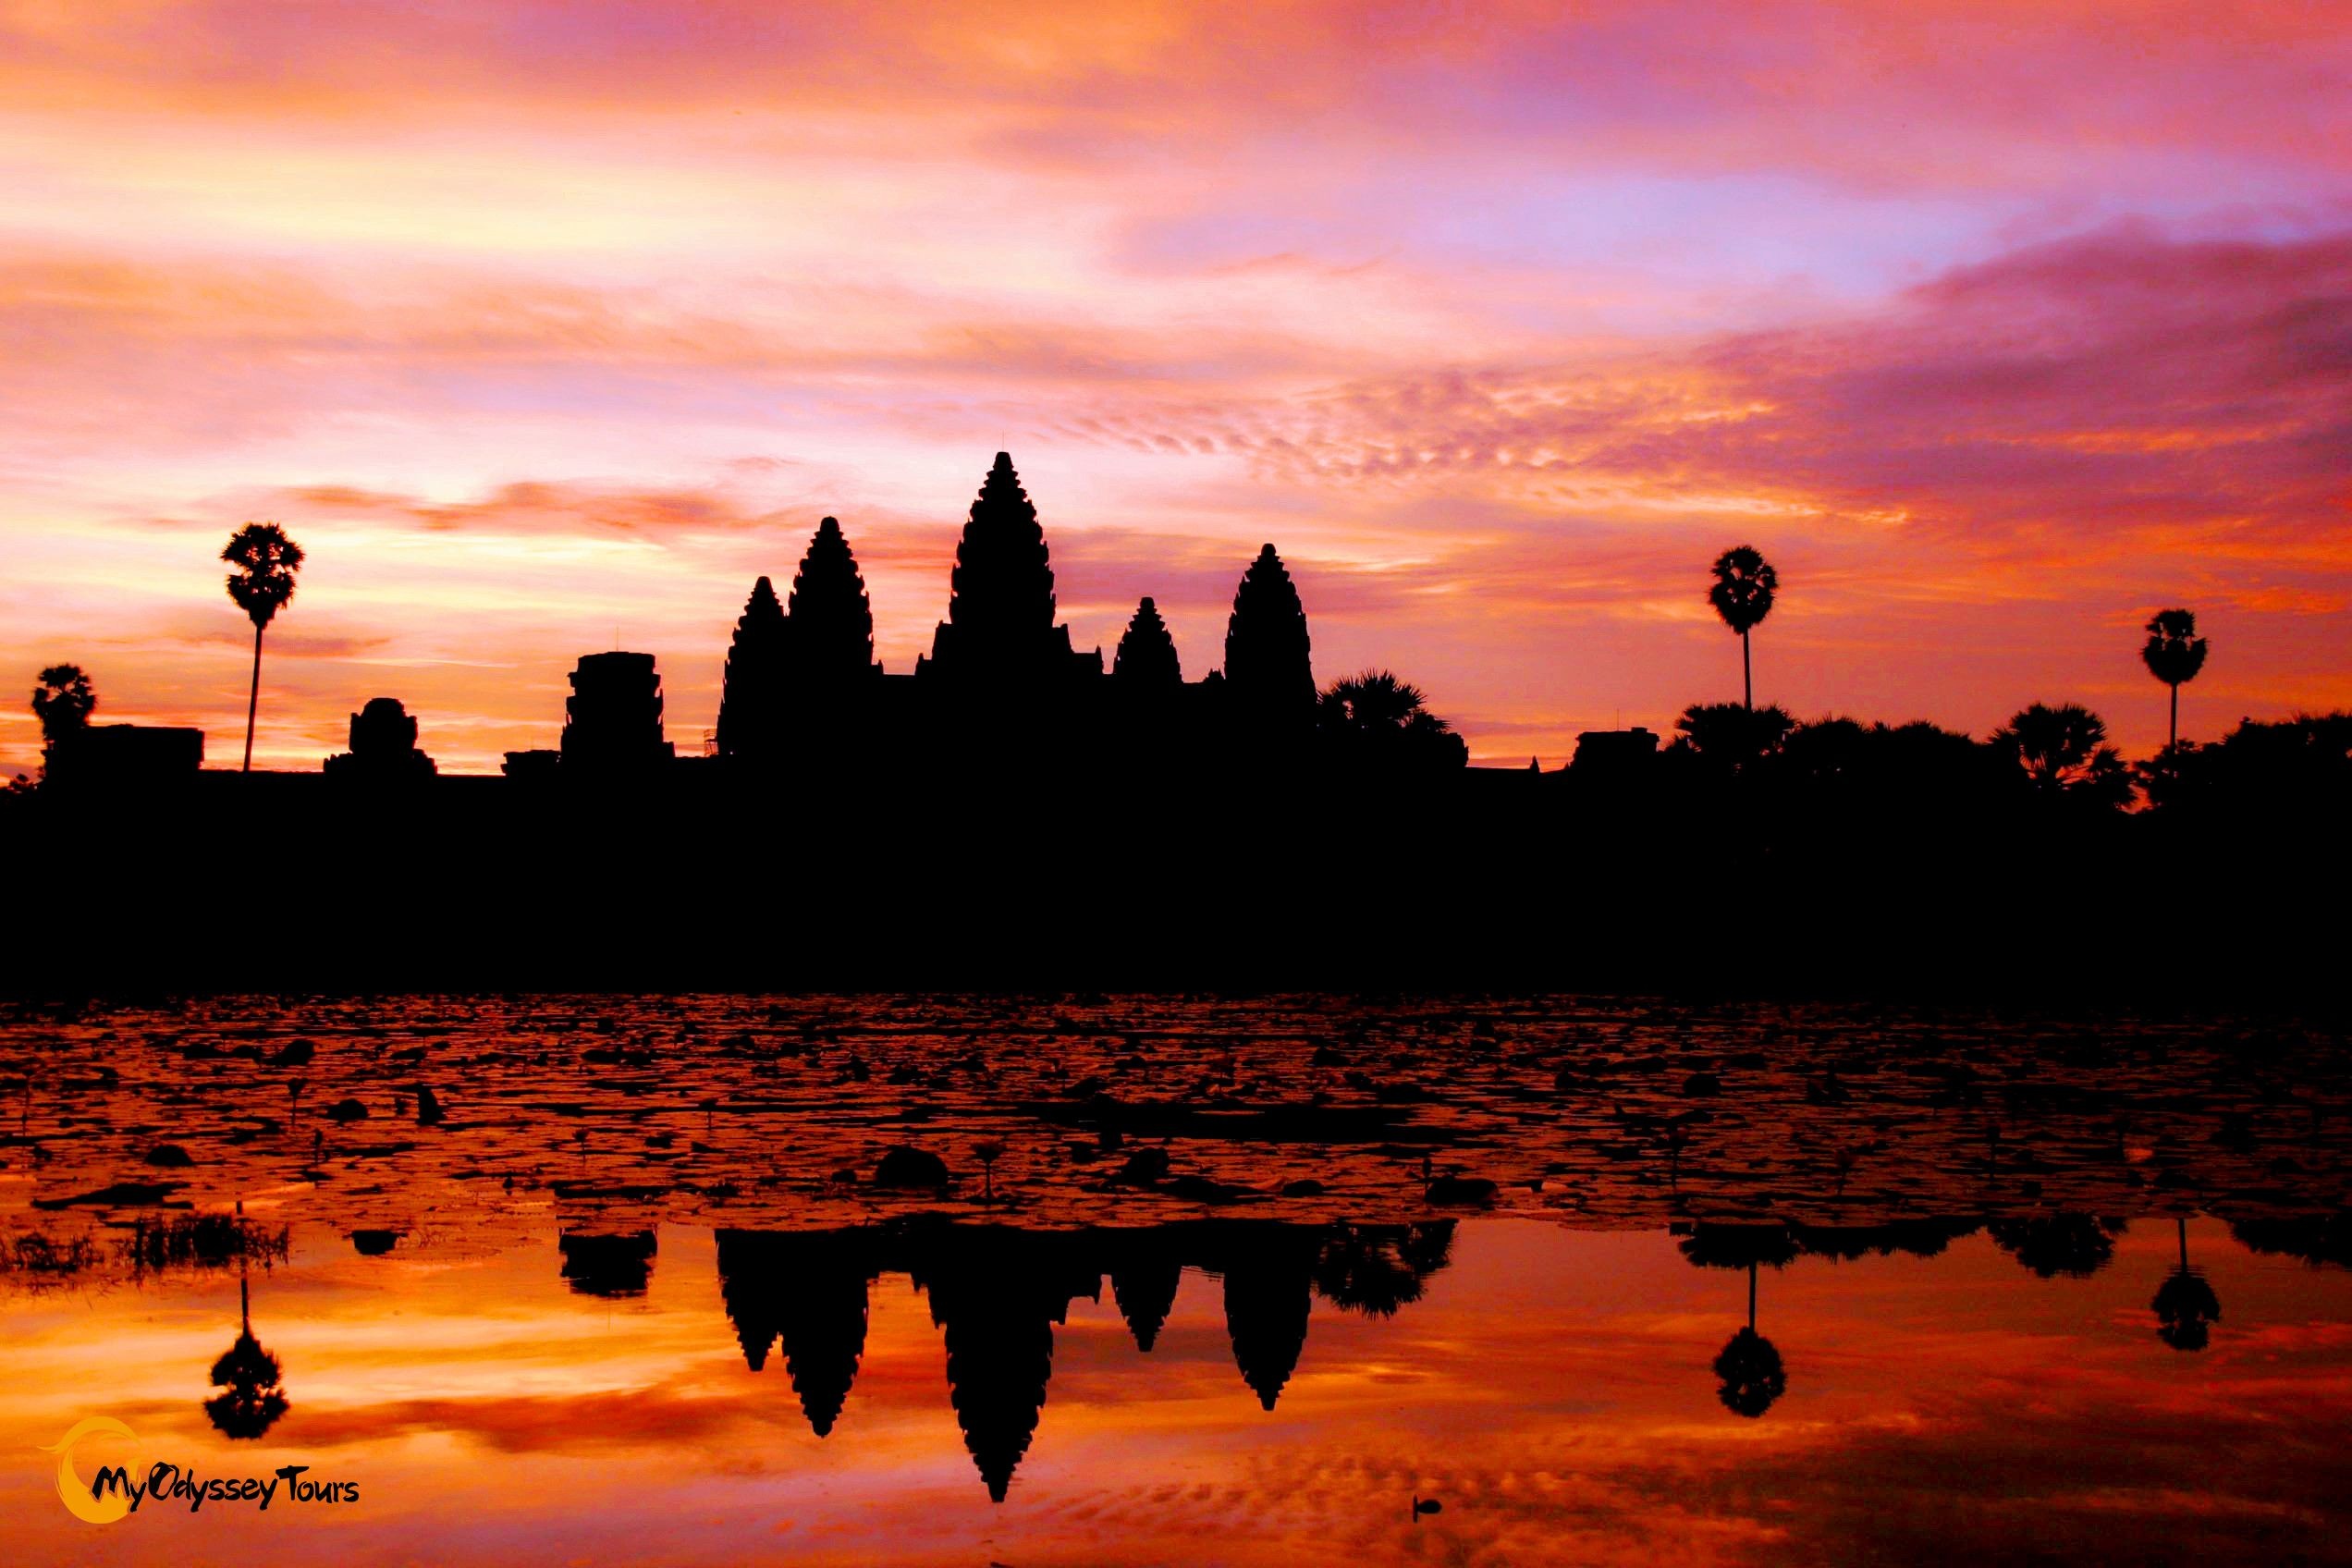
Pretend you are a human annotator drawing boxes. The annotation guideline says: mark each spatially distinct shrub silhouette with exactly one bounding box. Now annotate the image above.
[1669,701,1794,775]
[1988,1215,2125,1278]
[2143,711,2351,818]
[1991,703,2132,809]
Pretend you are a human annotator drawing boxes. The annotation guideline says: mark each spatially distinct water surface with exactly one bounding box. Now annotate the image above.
[4,995,2347,1563]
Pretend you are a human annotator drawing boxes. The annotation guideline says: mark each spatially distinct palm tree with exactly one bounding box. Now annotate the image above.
[30,664,96,749]
[1316,669,1468,769]
[1319,669,1427,729]
[1708,545,1778,711]
[2140,608,2209,758]
[1991,703,2131,806]
[222,522,305,774]
[1671,701,1795,775]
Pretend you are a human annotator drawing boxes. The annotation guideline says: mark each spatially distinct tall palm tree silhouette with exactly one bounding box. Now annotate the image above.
[2140,608,2209,758]
[2151,1218,2222,1353]
[222,522,305,774]
[1708,545,1778,712]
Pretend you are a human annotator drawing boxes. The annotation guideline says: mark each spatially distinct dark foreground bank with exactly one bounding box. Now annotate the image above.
[2,760,2339,1001]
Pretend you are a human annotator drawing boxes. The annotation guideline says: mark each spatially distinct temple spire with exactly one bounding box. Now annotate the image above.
[789,517,877,683]
[949,452,1056,643]
[1224,544,1314,722]
[924,450,1085,683]
[1113,596,1182,686]
[714,575,790,762]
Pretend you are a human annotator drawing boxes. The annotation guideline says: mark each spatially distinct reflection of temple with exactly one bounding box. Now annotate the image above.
[1210,1228,1318,1412]
[708,1220,1454,1501]
[916,1233,1102,1503]
[715,1231,876,1438]
[559,1229,659,1297]
[1109,1241,1182,1352]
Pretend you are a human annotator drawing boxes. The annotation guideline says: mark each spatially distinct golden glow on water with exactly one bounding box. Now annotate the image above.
[5,1219,2348,1564]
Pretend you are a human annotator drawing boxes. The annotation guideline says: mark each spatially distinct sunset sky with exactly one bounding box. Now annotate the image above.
[2,2,2346,773]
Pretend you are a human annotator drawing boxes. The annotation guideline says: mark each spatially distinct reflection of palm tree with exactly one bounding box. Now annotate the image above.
[205,1269,288,1439]
[222,522,305,774]
[1678,1227,1794,1419]
[1311,1222,1454,1317]
[2152,1218,2222,1353]
[1708,545,1778,711]
[1397,1221,1455,1281]
[2140,608,2209,758]
[1713,1262,1787,1418]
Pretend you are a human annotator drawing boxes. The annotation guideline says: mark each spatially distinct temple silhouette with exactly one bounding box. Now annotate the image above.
[13,449,2346,996]
[505,453,1323,782]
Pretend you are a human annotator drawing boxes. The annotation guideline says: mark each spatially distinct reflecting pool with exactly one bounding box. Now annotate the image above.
[9,1217,2352,1563]
[4,995,2348,1562]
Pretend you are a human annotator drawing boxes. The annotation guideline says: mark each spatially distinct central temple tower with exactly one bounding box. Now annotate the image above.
[918,452,1097,686]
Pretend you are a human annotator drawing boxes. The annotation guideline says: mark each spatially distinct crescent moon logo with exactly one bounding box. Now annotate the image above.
[37,1415,138,1525]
